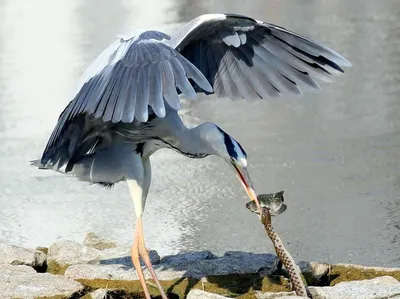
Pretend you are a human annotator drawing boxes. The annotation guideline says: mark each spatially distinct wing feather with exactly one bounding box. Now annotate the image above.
[103,64,125,122]
[112,65,132,123]
[148,63,165,118]
[169,57,197,99]
[168,13,351,101]
[135,67,149,122]
[160,60,181,110]
[121,68,138,123]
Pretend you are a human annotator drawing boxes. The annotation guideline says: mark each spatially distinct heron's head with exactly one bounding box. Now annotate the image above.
[198,122,259,206]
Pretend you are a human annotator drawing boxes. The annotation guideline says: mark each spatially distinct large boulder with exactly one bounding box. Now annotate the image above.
[309,275,400,299]
[0,264,84,299]
[257,276,400,299]
[0,241,46,270]
[47,236,159,274]
[64,250,278,282]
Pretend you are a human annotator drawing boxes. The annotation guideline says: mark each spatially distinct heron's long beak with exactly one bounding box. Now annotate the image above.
[232,163,262,214]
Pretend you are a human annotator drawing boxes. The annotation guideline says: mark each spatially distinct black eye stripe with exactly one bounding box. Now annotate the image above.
[216,126,247,159]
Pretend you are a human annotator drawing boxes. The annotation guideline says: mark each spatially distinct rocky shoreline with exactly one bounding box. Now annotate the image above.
[1,232,400,299]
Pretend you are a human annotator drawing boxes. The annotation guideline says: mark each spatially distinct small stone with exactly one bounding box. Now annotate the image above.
[309,276,400,299]
[187,289,230,299]
[87,289,127,299]
[0,264,84,299]
[83,232,117,250]
[36,246,48,255]
[0,241,46,269]
[297,261,329,284]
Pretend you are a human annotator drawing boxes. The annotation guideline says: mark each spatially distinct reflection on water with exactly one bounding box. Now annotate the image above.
[0,0,399,266]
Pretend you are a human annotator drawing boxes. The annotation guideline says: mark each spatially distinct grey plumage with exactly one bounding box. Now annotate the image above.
[35,13,351,182]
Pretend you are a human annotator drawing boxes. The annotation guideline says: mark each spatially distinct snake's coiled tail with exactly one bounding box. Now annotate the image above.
[261,207,312,298]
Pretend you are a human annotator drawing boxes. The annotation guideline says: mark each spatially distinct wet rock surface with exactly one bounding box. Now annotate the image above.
[2,233,400,298]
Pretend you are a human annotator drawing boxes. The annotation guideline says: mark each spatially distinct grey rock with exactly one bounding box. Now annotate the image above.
[84,232,118,250]
[309,276,400,299]
[186,289,230,299]
[0,264,36,273]
[0,264,84,299]
[297,261,329,283]
[0,241,46,269]
[255,291,305,299]
[65,264,137,280]
[47,239,160,273]
[88,288,127,299]
[100,248,160,267]
[65,250,278,281]
[64,263,186,281]
[184,251,278,278]
[47,239,99,272]
[335,262,400,273]
[161,250,215,266]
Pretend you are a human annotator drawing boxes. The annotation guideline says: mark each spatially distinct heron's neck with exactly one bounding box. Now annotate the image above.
[143,116,214,159]
[166,121,212,158]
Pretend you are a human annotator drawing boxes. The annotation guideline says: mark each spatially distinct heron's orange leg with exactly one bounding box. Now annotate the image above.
[131,218,151,299]
[132,217,168,299]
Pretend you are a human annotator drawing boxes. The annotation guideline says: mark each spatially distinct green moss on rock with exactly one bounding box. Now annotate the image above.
[76,273,290,299]
[46,260,70,275]
[36,247,49,255]
[328,265,400,286]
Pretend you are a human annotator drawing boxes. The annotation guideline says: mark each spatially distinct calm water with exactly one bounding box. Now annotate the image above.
[1,0,400,267]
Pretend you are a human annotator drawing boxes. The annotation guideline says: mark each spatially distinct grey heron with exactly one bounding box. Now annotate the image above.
[32,13,351,298]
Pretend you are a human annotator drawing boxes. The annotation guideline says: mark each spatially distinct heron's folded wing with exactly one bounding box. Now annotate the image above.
[167,13,352,100]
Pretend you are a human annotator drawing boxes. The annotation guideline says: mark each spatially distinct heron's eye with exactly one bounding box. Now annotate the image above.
[230,157,235,163]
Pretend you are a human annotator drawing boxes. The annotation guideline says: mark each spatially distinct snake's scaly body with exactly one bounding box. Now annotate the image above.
[261,207,311,298]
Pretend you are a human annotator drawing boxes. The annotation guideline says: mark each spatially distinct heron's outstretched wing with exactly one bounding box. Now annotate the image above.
[61,30,212,124]
[167,13,352,100]
[39,30,212,168]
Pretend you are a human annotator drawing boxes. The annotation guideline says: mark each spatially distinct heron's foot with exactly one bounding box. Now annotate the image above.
[131,238,151,299]
[138,242,168,299]
[132,217,168,299]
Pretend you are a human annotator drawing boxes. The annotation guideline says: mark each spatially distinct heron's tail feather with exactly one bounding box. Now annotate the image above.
[30,159,48,169]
